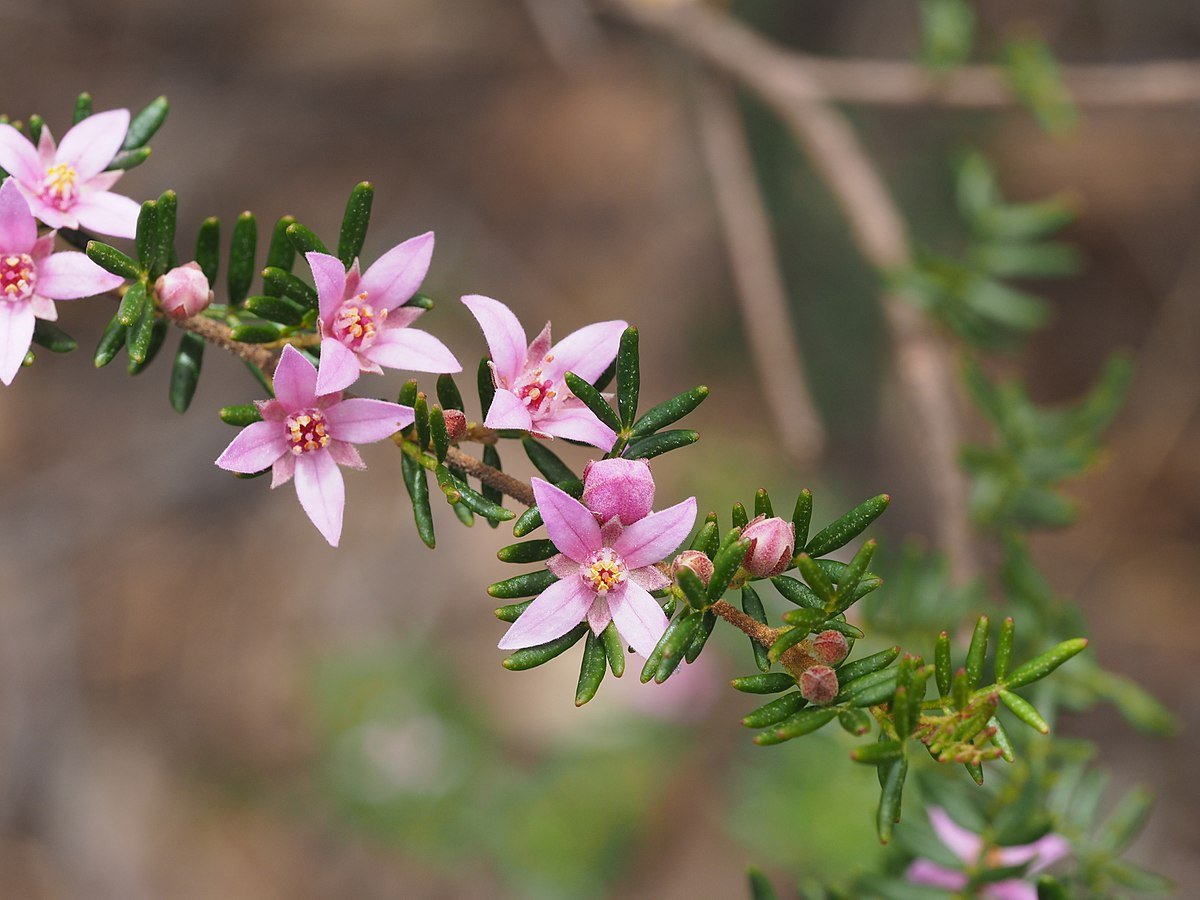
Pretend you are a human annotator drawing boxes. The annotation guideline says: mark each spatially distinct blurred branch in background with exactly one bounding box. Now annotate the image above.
[693,75,826,464]
[600,0,976,582]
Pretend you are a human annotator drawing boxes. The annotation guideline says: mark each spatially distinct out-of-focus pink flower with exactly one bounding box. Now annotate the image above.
[0,179,124,384]
[461,294,625,450]
[215,345,414,546]
[306,239,460,395]
[0,110,140,238]
[582,457,655,525]
[671,550,714,585]
[155,261,212,319]
[741,515,796,577]
[498,478,696,657]
[906,806,1071,899]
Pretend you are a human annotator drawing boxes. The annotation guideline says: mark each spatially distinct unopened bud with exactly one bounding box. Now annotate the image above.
[443,409,467,442]
[741,515,795,578]
[672,550,714,585]
[155,261,213,319]
[582,457,655,525]
[799,664,839,705]
[812,629,849,666]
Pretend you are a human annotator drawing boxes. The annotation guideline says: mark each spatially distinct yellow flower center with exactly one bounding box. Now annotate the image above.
[286,409,331,455]
[41,163,79,209]
[582,548,627,595]
[334,293,386,350]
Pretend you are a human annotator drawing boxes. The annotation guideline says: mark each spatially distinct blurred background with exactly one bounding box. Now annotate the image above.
[1,0,1198,896]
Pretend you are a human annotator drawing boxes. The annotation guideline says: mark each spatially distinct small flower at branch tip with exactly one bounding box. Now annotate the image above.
[442,408,467,443]
[0,109,141,238]
[798,664,838,704]
[907,806,1071,899]
[305,236,460,396]
[741,514,795,578]
[461,294,626,451]
[0,179,124,385]
[155,261,212,319]
[214,345,415,547]
[811,629,849,666]
[582,457,655,525]
[671,549,714,585]
[498,478,697,658]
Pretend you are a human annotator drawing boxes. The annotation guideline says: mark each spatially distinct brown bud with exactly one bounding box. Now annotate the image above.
[812,630,849,666]
[443,409,467,442]
[799,664,839,705]
[672,550,714,585]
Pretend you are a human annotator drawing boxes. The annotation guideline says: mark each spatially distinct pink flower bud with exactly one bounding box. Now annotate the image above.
[672,550,714,585]
[812,629,849,666]
[582,458,655,525]
[799,664,839,705]
[740,515,795,578]
[155,261,213,319]
[443,409,467,442]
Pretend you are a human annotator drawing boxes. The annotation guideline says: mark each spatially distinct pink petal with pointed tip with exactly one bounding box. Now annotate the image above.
[35,251,125,299]
[215,420,287,473]
[607,582,669,658]
[497,576,593,650]
[271,453,296,488]
[483,388,533,431]
[928,807,984,864]
[0,124,41,185]
[366,327,461,374]
[981,881,1038,900]
[21,192,75,231]
[307,251,348,323]
[326,397,413,444]
[294,449,345,546]
[0,300,35,385]
[86,170,122,193]
[613,497,697,570]
[72,191,139,239]
[36,126,56,166]
[386,305,424,329]
[534,404,616,450]
[542,319,627,383]
[328,441,366,470]
[359,231,434,310]
[997,834,1070,873]
[31,234,54,261]
[526,320,552,366]
[56,109,129,179]
[30,295,56,320]
[905,860,969,891]
[532,477,602,563]
[461,294,526,383]
[629,566,671,592]
[587,596,612,635]
[0,178,36,253]
[314,336,362,396]
[547,553,578,580]
[273,345,318,410]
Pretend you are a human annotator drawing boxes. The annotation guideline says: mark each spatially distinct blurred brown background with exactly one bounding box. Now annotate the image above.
[1,0,1198,896]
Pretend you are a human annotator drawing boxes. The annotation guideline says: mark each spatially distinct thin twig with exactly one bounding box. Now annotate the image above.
[445,446,537,507]
[693,74,826,463]
[602,0,976,582]
[171,314,274,370]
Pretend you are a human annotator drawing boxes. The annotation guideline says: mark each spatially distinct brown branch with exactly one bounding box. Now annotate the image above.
[170,314,274,372]
[444,446,537,507]
[603,0,976,582]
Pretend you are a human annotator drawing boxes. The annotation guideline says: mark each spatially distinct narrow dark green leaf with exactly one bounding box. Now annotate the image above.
[337,181,374,267]
[707,535,750,600]
[616,325,639,428]
[262,266,316,308]
[1000,688,1049,733]
[93,314,128,368]
[219,404,262,426]
[837,646,901,683]
[995,617,1015,681]
[401,451,436,548]
[227,211,257,307]
[436,373,464,411]
[655,612,700,683]
[564,371,622,433]
[126,304,158,364]
[497,539,556,564]
[127,317,167,374]
[116,281,148,327]
[73,92,93,124]
[768,626,809,664]
[153,189,177,277]
[805,494,890,557]
[414,392,430,450]
[122,95,169,150]
[684,610,716,663]
[244,294,305,326]
[168,332,204,413]
[487,569,558,600]
[575,631,607,706]
[512,505,543,538]
[601,621,626,677]
[135,200,158,268]
[838,708,872,736]
[741,691,807,729]
[105,148,152,172]
[753,488,773,519]
[732,673,795,694]
[503,624,588,670]
[430,406,449,463]
[229,324,280,343]
[747,867,778,900]
[263,216,297,293]
[935,631,952,698]
[1004,638,1088,689]
[87,241,140,280]
[742,584,771,673]
[852,740,904,764]
[754,707,837,745]
[31,320,76,353]
[796,553,836,605]
[522,436,576,483]
[731,502,749,529]
[195,217,219,285]
[284,222,328,256]
[791,489,813,549]
[625,429,699,460]
[877,755,908,843]
[477,357,496,417]
[629,385,709,437]
[493,599,532,623]
[965,616,990,689]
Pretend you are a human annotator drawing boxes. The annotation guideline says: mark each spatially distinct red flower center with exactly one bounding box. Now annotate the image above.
[285,408,331,455]
[333,293,386,351]
[581,548,627,595]
[517,374,557,415]
[0,254,36,302]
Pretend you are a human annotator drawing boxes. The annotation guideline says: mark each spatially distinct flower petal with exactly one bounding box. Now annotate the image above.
[271,453,296,488]
[629,565,671,592]
[997,834,1071,873]
[72,191,139,239]
[273,344,318,410]
[328,441,366,470]
[56,109,129,179]
[306,251,348,323]
[608,582,669,658]
[325,397,414,444]
[0,300,35,385]
[928,807,984,864]
[0,178,37,253]
[613,497,697,570]
[315,336,362,396]
[905,860,969,891]
[542,319,627,383]
[980,881,1038,900]
[497,576,593,650]
[547,553,578,580]
[0,124,41,186]
[587,596,613,635]
[461,294,526,383]
[483,388,533,431]
[294,449,345,547]
[532,477,602,563]
[215,420,287,473]
[535,404,617,451]
[35,251,125,299]
[366,327,461,374]
[359,231,434,310]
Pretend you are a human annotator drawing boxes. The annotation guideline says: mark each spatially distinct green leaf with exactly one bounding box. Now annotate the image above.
[477,357,496,418]
[430,407,449,463]
[852,740,904,765]
[497,539,556,564]
[772,575,821,609]
[768,626,809,664]
[116,281,149,327]
[126,303,158,364]
[935,631,952,697]
[522,436,576,483]
[753,488,773,519]
[837,646,900,683]
[676,566,709,611]
[227,211,257,307]
[795,553,836,605]
[244,294,305,326]
[438,467,513,521]
[105,148,152,172]
[747,867,778,900]
[219,404,262,426]
[999,688,1049,733]
[152,189,177,278]
[261,266,316,308]
[122,95,169,150]
[263,216,297,293]
[284,222,329,256]
[493,599,532,623]
[229,324,280,343]
[741,691,807,729]
[93,313,128,368]
[563,371,621,433]
[86,241,140,280]
[414,392,430,450]
[31,320,77,353]
[654,612,700,683]
[436,373,464,411]
[575,631,607,706]
[994,617,1015,681]
[195,217,220,286]
[876,755,908,843]
[791,489,813,549]
[73,92,93,124]
[754,707,837,745]
[741,584,772,673]
[487,569,557,600]
[168,332,204,413]
[965,616,989,689]
[338,181,374,267]
[630,385,708,437]
[731,501,749,529]
[601,621,626,677]
[707,534,750,600]
[401,451,436,548]
[616,325,640,428]
[127,317,167,374]
[503,624,588,671]
[805,493,890,557]
[625,429,699,460]
[1003,39,1077,134]
[731,673,795,694]
[135,200,158,269]
[1004,638,1088,689]
[838,708,872,736]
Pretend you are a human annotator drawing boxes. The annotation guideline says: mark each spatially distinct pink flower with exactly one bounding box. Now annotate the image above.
[305,238,460,395]
[498,478,697,657]
[215,345,415,547]
[582,458,655,525]
[906,807,1071,899]
[741,515,796,578]
[671,550,714,585]
[0,109,141,239]
[155,261,213,319]
[0,179,124,384]
[461,294,626,450]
